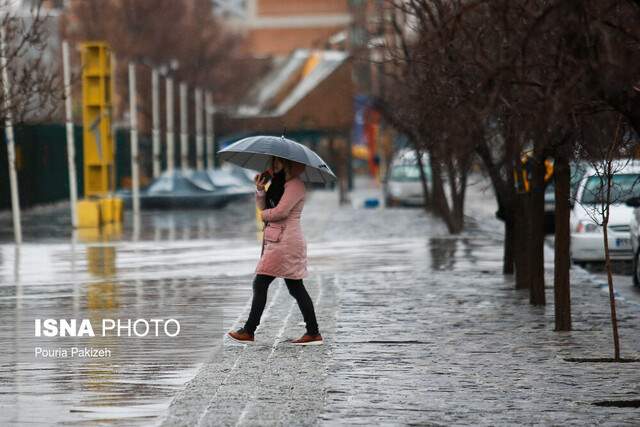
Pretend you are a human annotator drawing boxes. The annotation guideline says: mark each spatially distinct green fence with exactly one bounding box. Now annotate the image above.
[0,124,341,211]
[0,124,152,210]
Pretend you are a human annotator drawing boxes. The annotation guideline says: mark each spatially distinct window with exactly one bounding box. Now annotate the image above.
[390,164,431,182]
[580,173,640,204]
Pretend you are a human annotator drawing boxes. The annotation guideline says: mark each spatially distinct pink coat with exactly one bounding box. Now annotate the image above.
[254,177,308,279]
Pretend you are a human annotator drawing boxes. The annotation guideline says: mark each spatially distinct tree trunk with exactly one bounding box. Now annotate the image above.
[503,206,515,274]
[430,154,448,219]
[529,152,546,305]
[430,153,468,234]
[452,190,466,233]
[554,154,571,330]
[474,141,515,274]
[429,153,457,233]
[336,139,349,205]
[602,179,621,361]
[415,146,431,209]
[449,159,469,234]
[515,193,532,290]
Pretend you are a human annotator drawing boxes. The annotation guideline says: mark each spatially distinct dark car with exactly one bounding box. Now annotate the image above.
[543,162,588,233]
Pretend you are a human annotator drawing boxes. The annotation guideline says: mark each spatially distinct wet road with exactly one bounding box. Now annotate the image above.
[0,195,259,243]
[1,179,639,425]
[472,181,640,308]
[584,269,640,308]
[0,198,259,425]
[542,239,640,307]
[167,181,640,426]
[0,181,449,426]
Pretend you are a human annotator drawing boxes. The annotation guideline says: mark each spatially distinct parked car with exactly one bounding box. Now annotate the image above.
[543,162,588,233]
[383,149,431,207]
[626,196,640,286]
[571,161,640,264]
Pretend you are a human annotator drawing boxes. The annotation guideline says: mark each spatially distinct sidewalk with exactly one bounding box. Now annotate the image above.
[163,179,640,426]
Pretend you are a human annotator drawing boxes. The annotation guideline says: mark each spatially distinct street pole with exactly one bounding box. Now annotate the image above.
[348,0,370,191]
[205,91,215,169]
[110,52,117,194]
[166,78,174,175]
[179,82,188,170]
[62,40,78,228]
[151,68,161,178]
[1,27,21,244]
[128,63,140,217]
[195,88,203,170]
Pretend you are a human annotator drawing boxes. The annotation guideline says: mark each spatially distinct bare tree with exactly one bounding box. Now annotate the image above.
[1,0,61,123]
[377,0,640,332]
[519,0,640,321]
[574,113,638,361]
[61,0,267,133]
[378,0,477,234]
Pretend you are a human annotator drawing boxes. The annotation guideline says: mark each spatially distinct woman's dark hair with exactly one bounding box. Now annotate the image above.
[266,166,285,208]
[265,156,303,208]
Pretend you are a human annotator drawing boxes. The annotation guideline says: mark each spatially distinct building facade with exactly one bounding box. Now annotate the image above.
[214,0,352,55]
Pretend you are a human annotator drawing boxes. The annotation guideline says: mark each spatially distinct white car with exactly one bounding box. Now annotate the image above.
[627,196,640,286]
[571,161,640,263]
[384,149,431,207]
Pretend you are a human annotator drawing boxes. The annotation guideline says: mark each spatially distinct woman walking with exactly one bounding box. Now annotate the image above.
[228,156,323,345]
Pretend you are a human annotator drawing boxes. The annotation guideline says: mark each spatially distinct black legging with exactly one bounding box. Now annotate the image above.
[244,274,319,335]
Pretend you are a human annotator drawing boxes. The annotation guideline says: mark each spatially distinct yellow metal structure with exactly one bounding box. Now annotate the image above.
[77,199,101,228]
[99,197,123,224]
[81,42,114,197]
[77,42,122,228]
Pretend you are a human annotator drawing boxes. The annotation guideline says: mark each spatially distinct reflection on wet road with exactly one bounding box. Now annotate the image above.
[0,199,259,425]
[0,195,258,243]
[0,184,549,425]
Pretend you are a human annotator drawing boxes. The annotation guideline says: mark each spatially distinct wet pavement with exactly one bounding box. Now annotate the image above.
[544,235,640,307]
[1,178,640,425]
[0,198,259,425]
[580,268,640,308]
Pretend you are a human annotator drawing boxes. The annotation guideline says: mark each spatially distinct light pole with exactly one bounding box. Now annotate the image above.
[179,82,188,170]
[205,91,216,169]
[151,68,161,178]
[195,88,204,170]
[165,77,175,175]
[1,26,21,244]
[128,63,140,217]
[62,40,78,228]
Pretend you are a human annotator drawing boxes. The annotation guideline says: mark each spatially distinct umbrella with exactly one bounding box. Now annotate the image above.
[218,135,337,183]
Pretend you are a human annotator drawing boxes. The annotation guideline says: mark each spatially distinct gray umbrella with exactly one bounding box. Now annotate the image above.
[218,135,337,183]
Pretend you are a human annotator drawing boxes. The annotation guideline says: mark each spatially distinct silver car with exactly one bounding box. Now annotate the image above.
[384,150,431,207]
